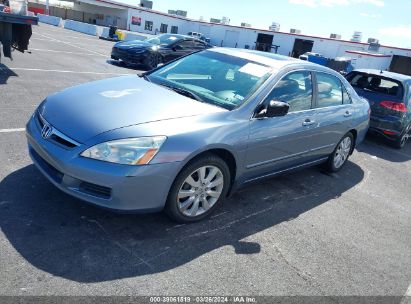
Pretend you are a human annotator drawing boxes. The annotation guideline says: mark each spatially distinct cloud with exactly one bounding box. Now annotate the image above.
[289,0,384,7]
[379,26,411,38]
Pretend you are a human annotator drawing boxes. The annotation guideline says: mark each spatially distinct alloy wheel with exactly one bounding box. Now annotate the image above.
[177,166,224,217]
[333,137,352,169]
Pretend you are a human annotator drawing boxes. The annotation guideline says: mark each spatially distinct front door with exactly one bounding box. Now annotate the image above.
[245,70,319,180]
[167,39,194,61]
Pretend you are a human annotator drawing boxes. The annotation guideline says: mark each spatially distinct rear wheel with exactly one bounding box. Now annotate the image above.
[165,154,230,223]
[393,125,410,149]
[325,132,354,173]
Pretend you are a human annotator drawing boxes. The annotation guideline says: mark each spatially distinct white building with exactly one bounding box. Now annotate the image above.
[36,0,411,70]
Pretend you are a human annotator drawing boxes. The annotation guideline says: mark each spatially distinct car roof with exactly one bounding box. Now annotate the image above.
[353,69,411,83]
[209,48,318,69]
[157,33,207,43]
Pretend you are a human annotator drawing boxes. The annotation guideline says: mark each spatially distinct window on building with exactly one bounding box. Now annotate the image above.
[264,71,313,112]
[145,21,153,31]
[160,23,168,33]
[171,26,178,34]
[316,73,344,108]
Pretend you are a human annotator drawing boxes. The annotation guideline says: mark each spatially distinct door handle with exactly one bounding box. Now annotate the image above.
[302,119,316,126]
[344,111,352,117]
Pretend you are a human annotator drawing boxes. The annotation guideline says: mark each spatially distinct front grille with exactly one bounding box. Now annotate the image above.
[30,147,64,184]
[79,182,112,199]
[36,111,80,149]
[49,134,77,148]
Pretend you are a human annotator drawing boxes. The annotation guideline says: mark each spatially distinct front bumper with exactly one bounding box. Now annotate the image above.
[111,48,147,65]
[26,115,181,212]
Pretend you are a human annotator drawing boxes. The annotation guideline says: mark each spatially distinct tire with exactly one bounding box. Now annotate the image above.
[165,154,231,223]
[325,132,354,173]
[143,53,158,70]
[392,125,410,149]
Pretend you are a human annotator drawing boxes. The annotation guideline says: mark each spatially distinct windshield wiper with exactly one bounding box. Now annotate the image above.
[160,84,205,102]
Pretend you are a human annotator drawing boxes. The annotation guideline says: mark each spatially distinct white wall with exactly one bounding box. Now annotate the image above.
[94,3,411,70]
[72,1,128,28]
[128,9,190,35]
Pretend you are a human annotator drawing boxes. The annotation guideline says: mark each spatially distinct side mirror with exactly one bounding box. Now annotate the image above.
[257,100,290,118]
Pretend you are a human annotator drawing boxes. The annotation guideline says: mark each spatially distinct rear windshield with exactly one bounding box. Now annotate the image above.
[347,72,404,98]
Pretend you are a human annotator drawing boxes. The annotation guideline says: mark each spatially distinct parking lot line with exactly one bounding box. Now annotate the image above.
[6,67,131,76]
[401,283,411,303]
[0,128,25,133]
[28,48,97,56]
[34,32,107,57]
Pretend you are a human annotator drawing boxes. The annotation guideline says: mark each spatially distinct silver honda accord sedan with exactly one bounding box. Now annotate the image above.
[26,48,370,222]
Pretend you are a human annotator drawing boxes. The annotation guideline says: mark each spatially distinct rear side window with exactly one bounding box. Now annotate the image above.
[316,73,344,108]
[193,40,206,49]
[265,71,313,112]
[177,40,194,49]
[347,73,404,98]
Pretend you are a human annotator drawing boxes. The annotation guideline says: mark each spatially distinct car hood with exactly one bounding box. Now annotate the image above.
[39,75,225,143]
[115,40,152,50]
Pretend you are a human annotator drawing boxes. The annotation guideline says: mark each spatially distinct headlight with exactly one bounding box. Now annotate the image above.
[81,136,166,165]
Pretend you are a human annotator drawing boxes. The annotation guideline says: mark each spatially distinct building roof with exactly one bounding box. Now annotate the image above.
[355,69,411,82]
[345,50,392,58]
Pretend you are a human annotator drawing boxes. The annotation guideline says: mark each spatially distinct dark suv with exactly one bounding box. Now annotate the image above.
[346,69,411,148]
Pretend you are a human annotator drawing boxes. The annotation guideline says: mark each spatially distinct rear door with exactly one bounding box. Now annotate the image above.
[312,72,355,154]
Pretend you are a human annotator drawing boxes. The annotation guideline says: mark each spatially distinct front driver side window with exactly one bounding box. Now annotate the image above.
[264,71,313,112]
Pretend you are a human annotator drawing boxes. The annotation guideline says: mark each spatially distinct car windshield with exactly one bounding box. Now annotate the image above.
[146,34,181,46]
[146,50,273,110]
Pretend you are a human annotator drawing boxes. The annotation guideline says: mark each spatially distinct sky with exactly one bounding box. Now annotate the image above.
[120,0,411,48]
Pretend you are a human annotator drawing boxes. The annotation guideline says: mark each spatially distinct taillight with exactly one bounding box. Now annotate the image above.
[380,101,407,112]
[383,130,396,135]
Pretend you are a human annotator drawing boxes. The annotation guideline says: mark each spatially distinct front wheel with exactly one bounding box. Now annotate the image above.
[165,154,231,223]
[143,53,159,70]
[325,133,354,173]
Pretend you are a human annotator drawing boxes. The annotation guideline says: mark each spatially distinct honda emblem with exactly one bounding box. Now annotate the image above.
[41,123,53,139]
